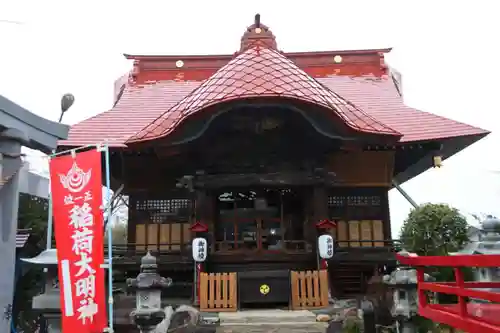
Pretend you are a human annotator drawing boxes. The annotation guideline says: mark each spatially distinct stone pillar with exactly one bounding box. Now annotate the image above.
[0,128,28,332]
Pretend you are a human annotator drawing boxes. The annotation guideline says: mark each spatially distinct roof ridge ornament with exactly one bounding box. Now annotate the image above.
[240,13,277,52]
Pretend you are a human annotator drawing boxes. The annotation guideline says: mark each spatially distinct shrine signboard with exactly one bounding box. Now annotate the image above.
[49,149,107,332]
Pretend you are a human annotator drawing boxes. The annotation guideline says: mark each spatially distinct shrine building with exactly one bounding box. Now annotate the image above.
[58,15,489,317]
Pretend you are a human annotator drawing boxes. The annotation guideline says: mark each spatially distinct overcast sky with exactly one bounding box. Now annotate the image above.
[1,0,499,236]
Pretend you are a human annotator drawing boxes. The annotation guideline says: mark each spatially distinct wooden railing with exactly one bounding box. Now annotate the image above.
[335,239,401,249]
[212,240,311,253]
[290,270,329,310]
[51,241,193,256]
[110,243,191,256]
[397,253,500,333]
[199,272,237,312]
[49,239,399,258]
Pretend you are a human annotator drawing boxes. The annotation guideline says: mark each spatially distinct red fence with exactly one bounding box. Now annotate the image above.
[397,253,500,333]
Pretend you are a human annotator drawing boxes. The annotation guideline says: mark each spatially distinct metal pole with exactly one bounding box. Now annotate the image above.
[392,180,419,209]
[45,105,71,255]
[44,171,53,333]
[193,262,197,305]
[45,174,53,250]
[316,236,320,271]
[103,145,114,332]
[48,143,99,158]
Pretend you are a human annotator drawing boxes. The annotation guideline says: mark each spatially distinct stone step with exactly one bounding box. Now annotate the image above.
[219,310,317,325]
[217,323,328,333]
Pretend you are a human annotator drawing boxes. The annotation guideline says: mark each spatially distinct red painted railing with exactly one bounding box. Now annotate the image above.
[396,253,500,333]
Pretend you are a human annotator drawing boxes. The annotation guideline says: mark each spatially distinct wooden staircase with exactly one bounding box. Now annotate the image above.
[329,262,370,298]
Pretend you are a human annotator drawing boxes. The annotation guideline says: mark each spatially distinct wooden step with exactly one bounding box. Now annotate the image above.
[337,280,361,285]
[329,264,375,296]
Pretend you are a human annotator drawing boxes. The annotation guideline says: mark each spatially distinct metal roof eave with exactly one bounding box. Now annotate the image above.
[393,132,489,185]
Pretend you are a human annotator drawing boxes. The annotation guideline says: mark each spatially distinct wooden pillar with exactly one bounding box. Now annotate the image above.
[127,195,137,253]
[193,190,208,305]
[311,186,328,248]
[313,186,328,224]
[195,190,208,221]
[381,189,391,245]
[193,190,209,242]
[312,186,335,298]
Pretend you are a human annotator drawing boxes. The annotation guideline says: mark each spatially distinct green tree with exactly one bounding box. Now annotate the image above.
[13,193,49,332]
[105,222,128,245]
[399,203,472,329]
[400,203,469,256]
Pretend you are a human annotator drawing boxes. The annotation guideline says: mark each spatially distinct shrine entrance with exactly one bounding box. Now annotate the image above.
[213,188,308,253]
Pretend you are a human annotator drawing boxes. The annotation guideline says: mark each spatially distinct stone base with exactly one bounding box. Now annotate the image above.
[216,323,327,333]
[219,310,317,325]
[217,310,327,333]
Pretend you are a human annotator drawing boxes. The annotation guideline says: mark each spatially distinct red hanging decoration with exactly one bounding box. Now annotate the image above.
[315,219,337,229]
[190,221,208,233]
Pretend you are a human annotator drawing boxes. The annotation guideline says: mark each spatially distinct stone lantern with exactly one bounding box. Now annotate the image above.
[384,252,434,333]
[127,252,172,333]
[21,249,62,333]
[452,217,500,299]
[22,249,111,333]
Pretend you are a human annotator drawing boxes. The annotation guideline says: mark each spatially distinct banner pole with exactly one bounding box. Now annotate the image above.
[46,194,53,250]
[104,144,114,332]
[45,154,54,251]
[48,143,100,158]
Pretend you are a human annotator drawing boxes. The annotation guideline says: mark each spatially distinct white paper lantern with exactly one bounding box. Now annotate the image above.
[318,234,334,259]
[192,238,207,262]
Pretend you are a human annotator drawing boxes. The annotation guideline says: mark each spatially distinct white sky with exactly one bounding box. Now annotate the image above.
[1,0,499,237]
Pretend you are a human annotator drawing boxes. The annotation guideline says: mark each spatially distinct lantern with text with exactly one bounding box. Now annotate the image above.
[192,238,207,262]
[318,234,334,259]
[49,149,106,333]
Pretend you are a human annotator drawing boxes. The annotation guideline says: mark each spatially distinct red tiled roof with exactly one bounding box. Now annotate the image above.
[60,82,197,147]
[319,76,488,142]
[58,17,487,147]
[128,44,400,142]
[59,73,487,147]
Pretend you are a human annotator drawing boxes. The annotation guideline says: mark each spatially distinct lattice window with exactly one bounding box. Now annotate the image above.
[328,190,383,220]
[134,198,191,223]
[346,195,381,207]
[328,195,345,207]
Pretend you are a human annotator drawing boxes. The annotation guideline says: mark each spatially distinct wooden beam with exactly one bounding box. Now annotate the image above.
[194,170,337,188]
